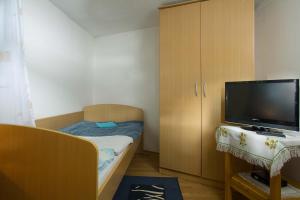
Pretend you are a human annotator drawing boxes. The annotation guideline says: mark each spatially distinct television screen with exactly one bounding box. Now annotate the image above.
[225,79,299,131]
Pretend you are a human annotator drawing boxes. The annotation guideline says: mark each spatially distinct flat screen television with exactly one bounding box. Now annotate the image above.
[225,79,299,131]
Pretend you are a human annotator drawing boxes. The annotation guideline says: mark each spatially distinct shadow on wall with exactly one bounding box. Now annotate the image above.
[283,159,300,182]
[136,28,160,153]
[92,27,160,152]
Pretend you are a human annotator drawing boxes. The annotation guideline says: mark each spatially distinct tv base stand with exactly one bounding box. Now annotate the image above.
[241,126,286,138]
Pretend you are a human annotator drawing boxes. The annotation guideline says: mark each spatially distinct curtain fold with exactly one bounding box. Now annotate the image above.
[0,0,35,126]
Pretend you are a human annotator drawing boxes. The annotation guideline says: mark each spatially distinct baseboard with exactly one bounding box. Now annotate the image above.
[159,167,224,190]
[137,150,159,155]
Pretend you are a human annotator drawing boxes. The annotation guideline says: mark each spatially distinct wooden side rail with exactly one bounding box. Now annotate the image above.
[0,125,98,200]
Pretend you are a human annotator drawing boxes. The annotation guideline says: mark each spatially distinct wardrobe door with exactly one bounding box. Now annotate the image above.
[201,0,255,181]
[160,2,202,176]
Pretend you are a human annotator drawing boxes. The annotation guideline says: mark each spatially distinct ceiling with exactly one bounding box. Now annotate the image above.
[50,0,265,38]
[50,0,178,37]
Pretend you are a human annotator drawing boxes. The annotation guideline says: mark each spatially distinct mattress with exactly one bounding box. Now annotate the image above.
[79,135,132,187]
[79,135,133,155]
[60,121,142,187]
[60,121,143,140]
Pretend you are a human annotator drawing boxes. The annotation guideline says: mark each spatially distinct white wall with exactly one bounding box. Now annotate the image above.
[92,27,160,152]
[23,0,94,119]
[256,0,300,80]
[23,1,159,152]
[256,0,300,181]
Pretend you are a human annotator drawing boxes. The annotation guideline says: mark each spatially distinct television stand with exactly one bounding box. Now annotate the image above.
[241,126,286,138]
[216,125,300,200]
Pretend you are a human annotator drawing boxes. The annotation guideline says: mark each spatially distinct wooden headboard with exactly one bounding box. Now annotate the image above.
[35,111,84,130]
[83,104,143,122]
[36,104,143,130]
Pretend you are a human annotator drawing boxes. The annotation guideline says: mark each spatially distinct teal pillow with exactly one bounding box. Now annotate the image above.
[96,121,118,128]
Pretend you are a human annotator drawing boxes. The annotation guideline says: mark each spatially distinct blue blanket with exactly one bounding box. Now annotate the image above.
[60,121,143,140]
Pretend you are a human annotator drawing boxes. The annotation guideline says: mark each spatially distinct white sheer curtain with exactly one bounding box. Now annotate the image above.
[0,0,35,126]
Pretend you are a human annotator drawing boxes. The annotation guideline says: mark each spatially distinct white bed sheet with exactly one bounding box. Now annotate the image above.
[78,135,132,187]
[79,135,133,155]
[98,152,124,186]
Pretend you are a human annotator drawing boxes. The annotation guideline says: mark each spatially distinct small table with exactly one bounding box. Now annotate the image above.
[216,125,300,200]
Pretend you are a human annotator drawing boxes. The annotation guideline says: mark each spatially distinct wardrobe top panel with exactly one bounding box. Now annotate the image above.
[159,0,207,9]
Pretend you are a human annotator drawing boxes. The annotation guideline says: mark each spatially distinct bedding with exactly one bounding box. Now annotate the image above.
[59,120,143,187]
[98,152,124,186]
[98,148,115,170]
[82,136,133,186]
[80,135,133,155]
[60,121,143,140]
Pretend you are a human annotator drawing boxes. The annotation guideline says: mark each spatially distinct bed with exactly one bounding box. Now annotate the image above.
[0,104,143,200]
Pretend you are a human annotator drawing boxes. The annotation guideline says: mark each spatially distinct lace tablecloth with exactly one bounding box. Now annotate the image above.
[216,126,300,177]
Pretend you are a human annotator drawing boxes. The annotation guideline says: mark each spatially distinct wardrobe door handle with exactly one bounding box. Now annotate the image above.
[203,82,207,97]
[195,81,198,96]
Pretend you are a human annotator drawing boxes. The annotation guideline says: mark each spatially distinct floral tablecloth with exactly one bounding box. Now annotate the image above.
[216,125,300,177]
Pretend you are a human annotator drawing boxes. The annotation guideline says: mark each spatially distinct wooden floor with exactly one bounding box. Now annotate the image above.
[126,152,224,200]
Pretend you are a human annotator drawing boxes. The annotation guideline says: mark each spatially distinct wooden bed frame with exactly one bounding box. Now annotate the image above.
[0,104,143,200]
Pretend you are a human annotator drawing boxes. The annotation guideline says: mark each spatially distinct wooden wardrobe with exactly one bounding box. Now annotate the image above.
[159,0,255,183]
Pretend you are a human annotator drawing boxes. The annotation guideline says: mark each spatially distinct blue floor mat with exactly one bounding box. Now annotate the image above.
[113,176,183,200]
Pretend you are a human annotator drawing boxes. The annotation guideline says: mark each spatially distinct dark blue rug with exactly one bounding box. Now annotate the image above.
[113,176,183,200]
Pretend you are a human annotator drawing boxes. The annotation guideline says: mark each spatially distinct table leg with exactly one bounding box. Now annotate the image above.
[270,173,281,200]
[225,152,232,200]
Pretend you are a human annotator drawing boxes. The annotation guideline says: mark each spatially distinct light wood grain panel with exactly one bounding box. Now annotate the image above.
[84,104,143,122]
[231,175,269,200]
[98,136,142,200]
[286,178,300,190]
[0,125,98,200]
[160,2,202,176]
[35,111,83,130]
[231,174,300,200]
[201,0,255,181]
[270,174,281,200]
[224,153,253,200]
[225,153,233,200]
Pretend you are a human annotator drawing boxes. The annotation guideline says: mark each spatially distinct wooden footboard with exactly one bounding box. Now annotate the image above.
[0,125,98,200]
[35,111,84,130]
